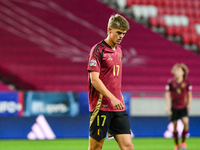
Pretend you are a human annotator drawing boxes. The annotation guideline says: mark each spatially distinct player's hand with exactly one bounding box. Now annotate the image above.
[165,107,170,114]
[110,98,124,110]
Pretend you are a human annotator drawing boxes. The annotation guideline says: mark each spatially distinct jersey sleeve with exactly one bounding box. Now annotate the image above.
[187,81,193,91]
[165,79,171,91]
[87,45,102,73]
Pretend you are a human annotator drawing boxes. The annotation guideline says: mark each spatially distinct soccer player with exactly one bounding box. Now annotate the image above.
[87,14,134,150]
[165,63,192,150]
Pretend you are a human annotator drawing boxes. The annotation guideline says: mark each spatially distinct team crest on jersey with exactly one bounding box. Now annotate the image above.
[90,59,97,66]
[107,56,113,60]
[181,82,185,88]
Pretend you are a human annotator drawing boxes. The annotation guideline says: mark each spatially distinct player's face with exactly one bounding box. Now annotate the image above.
[174,67,184,78]
[109,28,127,45]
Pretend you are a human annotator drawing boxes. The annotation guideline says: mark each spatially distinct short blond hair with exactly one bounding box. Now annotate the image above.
[171,63,189,79]
[107,14,130,32]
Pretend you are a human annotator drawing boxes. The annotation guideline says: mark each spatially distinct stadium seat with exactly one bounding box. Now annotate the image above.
[116,0,127,10]
[182,26,196,34]
[164,15,189,26]
[182,33,198,44]
[174,26,182,36]
[177,1,186,8]
[182,33,191,44]
[149,16,165,27]
[165,26,175,36]
[131,5,158,19]
[195,24,200,34]
[185,1,193,9]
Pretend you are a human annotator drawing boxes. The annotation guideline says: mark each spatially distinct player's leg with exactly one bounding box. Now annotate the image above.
[181,116,189,140]
[173,120,179,146]
[88,110,111,150]
[180,108,189,150]
[171,109,179,150]
[114,134,134,150]
[88,136,105,150]
[108,111,134,150]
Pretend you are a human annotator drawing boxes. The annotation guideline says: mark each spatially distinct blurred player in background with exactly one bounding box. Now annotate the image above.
[87,14,134,150]
[165,63,192,150]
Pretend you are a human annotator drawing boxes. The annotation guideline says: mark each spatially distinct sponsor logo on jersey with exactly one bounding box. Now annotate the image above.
[107,56,113,60]
[90,59,97,66]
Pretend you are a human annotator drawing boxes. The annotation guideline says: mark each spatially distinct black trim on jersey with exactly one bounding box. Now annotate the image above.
[101,49,105,62]
[92,42,105,59]
[102,40,117,50]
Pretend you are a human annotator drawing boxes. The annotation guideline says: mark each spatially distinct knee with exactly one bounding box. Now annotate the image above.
[128,143,134,150]
[88,143,103,150]
[121,143,134,150]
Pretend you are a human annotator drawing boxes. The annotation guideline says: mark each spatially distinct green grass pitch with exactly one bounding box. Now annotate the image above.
[0,138,199,150]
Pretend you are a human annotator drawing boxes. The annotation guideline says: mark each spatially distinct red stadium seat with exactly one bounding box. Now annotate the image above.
[182,26,196,34]
[141,0,149,5]
[149,16,165,27]
[185,1,193,9]
[149,16,158,27]
[182,33,191,44]
[186,9,195,18]
[178,8,187,16]
[157,16,165,27]
[193,1,200,9]
[165,26,175,36]
[164,7,172,15]
[149,0,156,6]
[182,33,198,44]
[194,10,200,18]
[189,18,196,25]
[166,26,183,36]
[171,8,179,15]
[154,0,164,7]
[163,0,171,7]
[171,1,178,8]
[174,26,182,36]
[177,1,186,8]
[157,7,164,16]
[190,33,198,44]
[126,0,134,7]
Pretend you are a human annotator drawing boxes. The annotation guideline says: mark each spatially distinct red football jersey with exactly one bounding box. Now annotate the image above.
[87,40,125,112]
[165,78,192,109]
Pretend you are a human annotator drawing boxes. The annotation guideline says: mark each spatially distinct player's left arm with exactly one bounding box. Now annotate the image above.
[187,91,192,112]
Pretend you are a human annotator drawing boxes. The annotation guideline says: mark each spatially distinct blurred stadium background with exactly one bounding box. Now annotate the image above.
[0,0,199,147]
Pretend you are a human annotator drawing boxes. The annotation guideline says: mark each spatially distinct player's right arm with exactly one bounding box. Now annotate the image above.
[90,71,124,110]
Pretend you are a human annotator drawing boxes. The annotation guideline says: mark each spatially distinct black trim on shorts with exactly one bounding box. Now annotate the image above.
[170,107,188,121]
[89,110,131,140]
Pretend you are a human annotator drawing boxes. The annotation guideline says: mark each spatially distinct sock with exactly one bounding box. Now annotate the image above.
[173,131,179,145]
[182,130,188,143]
